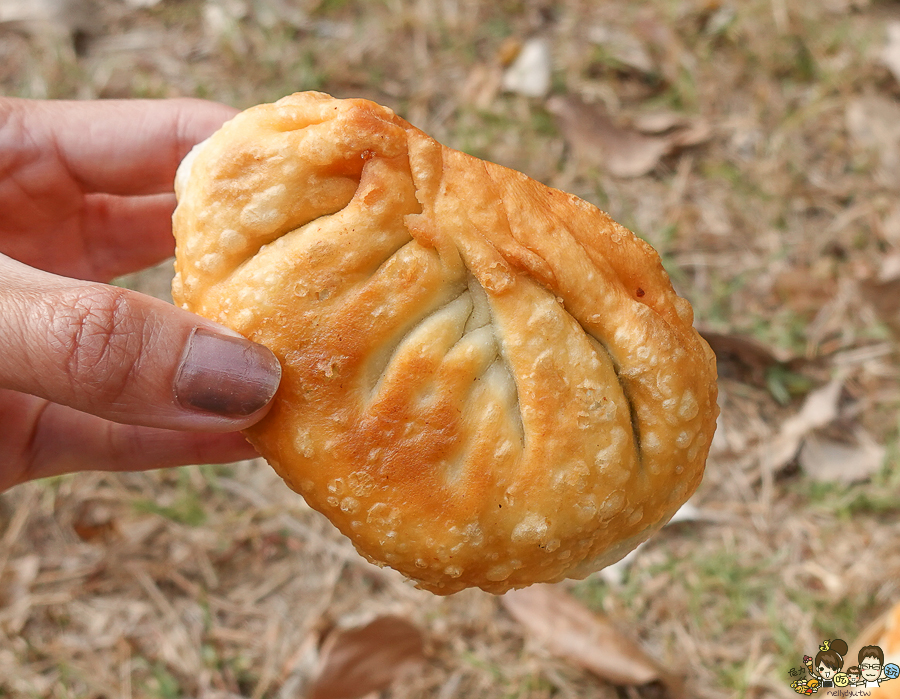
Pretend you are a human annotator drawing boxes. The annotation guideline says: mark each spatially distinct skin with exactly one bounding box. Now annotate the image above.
[0,97,280,492]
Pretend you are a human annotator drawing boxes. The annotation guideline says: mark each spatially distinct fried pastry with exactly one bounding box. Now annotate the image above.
[172,92,718,594]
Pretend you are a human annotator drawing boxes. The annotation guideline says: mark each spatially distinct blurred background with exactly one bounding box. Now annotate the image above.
[2,0,900,697]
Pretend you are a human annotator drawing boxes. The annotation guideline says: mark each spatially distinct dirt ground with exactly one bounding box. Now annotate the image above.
[2,0,900,697]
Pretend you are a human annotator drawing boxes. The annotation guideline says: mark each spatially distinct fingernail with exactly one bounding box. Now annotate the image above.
[175,328,281,417]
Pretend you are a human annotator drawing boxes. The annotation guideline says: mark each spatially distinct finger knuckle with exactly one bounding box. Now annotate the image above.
[48,287,144,402]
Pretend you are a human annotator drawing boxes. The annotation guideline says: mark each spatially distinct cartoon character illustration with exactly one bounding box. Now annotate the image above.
[790,639,898,694]
[810,639,849,689]
[791,678,819,695]
[858,645,899,688]
[833,672,850,687]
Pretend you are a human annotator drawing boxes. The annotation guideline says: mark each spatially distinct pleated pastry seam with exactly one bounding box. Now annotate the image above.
[366,284,470,399]
[221,205,350,287]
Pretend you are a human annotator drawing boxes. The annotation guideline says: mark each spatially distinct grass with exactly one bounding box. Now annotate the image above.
[764,364,815,405]
[145,663,182,699]
[687,550,778,632]
[796,466,900,521]
[132,494,208,527]
[131,468,210,526]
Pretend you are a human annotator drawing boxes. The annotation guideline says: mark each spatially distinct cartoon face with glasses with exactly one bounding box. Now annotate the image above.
[858,646,892,687]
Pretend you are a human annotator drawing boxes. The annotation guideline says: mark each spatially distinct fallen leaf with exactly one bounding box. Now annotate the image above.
[823,0,870,12]
[462,63,503,110]
[883,21,900,87]
[698,329,793,385]
[501,585,681,697]
[846,96,900,187]
[799,431,886,484]
[497,36,522,67]
[0,554,40,635]
[0,0,60,22]
[203,0,249,40]
[587,25,657,75]
[760,379,843,471]
[547,96,667,177]
[547,95,709,178]
[250,0,309,29]
[72,520,117,543]
[501,37,552,98]
[0,0,87,34]
[703,4,736,36]
[861,275,900,336]
[877,252,900,282]
[309,616,425,699]
[630,111,688,134]
[773,265,839,320]
[633,112,713,149]
[72,500,118,543]
[633,14,688,86]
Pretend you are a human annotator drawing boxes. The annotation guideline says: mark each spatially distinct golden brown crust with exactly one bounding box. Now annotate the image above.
[172,92,718,594]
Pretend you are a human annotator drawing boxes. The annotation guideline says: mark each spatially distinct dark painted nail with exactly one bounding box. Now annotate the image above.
[174,328,281,417]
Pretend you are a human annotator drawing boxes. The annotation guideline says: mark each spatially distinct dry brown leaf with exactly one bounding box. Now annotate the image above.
[698,329,793,385]
[883,21,900,86]
[72,500,118,543]
[309,615,425,699]
[760,379,844,471]
[631,111,689,134]
[878,252,900,281]
[631,112,713,148]
[203,0,250,41]
[0,554,40,635]
[861,275,900,336]
[0,0,88,34]
[547,96,708,178]
[587,25,657,74]
[497,36,523,67]
[501,585,681,696]
[0,0,62,22]
[846,96,900,187]
[461,63,503,110]
[547,96,668,178]
[667,121,713,148]
[824,0,870,12]
[501,37,552,98]
[799,431,886,484]
[72,520,117,543]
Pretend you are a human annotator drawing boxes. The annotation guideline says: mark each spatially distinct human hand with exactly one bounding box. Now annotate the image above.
[0,98,282,491]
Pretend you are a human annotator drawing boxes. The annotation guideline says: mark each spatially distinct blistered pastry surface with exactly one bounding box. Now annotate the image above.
[172,92,718,594]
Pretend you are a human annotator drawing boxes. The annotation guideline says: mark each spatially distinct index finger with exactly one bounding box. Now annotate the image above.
[3,97,239,196]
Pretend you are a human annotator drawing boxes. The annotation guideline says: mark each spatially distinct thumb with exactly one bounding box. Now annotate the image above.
[0,254,281,430]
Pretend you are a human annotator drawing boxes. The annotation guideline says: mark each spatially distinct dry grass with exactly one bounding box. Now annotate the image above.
[3,0,900,697]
